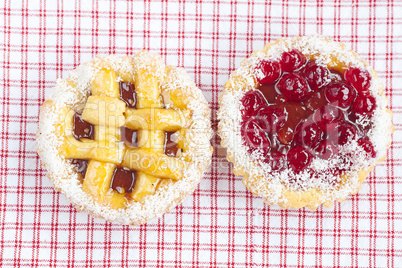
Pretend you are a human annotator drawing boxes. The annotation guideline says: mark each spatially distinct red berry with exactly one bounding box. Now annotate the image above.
[277,73,309,101]
[241,118,271,153]
[287,146,312,173]
[255,60,282,84]
[258,106,286,131]
[280,49,306,72]
[335,122,358,146]
[324,82,357,109]
[357,138,377,158]
[313,105,344,124]
[344,67,371,93]
[314,140,338,160]
[241,91,267,116]
[302,62,330,91]
[295,123,324,148]
[352,93,377,117]
[264,152,286,171]
[316,121,341,140]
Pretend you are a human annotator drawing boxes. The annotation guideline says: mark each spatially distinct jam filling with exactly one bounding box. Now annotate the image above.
[119,82,137,108]
[242,49,377,177]
[73,113,94,140]
[121,127,137,147]
[164,132,179,157]
[110,167,136,194]
[71,159,88,179]
[71,81,180,194]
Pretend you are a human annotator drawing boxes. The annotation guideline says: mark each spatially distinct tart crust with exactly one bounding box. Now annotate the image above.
[37,51,213,225]
[218,36,394,210]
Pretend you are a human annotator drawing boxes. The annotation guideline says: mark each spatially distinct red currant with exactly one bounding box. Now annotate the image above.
[294,123,324,148]
[344,67,371,93]
[258,106,286,131]
[241,118,271,153]
[324,82,357,109]
[352,93,377,117]
[280,49,306,72]
[255,60,282,84]
[287,146,312,173]
[241,91,267,116]
[302,62,330,91]
[277,73,309,101]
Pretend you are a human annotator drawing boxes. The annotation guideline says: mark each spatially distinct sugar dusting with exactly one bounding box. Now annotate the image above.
[37,52,212,225]
[218,36,393,207]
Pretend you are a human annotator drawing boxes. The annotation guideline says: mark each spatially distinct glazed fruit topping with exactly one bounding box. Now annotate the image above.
[277,73,309,101]
[241,118,271,154]
[258,106,286,130]
[240,48,378,178]
[324,82,356,109]
[280,49,306,72]
[303,62,330,91]
[255,60,282,84]
[344,67,371,93]
[263,152,286,171]
[352,93,377,117]
[241,90,266,116]
[287,146,312,173]
[295,122,323,148]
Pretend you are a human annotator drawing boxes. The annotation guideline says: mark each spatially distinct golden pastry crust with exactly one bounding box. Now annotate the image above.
[218,36,394,210]
[37,52,213,225]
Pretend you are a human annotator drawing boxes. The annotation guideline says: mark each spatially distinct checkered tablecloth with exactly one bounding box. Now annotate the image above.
[1,0,401,267]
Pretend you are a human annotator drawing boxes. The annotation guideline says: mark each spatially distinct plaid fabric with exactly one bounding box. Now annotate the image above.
[0,0,401,267]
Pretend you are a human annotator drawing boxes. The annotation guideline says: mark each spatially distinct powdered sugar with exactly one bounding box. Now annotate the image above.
[218,36,393,208]
[37,52,212,225]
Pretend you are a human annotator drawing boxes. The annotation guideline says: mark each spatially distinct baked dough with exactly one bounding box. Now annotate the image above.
[218,36,393,210]
[37,51,213,225]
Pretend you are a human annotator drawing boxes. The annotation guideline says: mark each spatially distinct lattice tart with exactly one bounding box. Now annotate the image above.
[218,36,393,210]
[37,51,213,225]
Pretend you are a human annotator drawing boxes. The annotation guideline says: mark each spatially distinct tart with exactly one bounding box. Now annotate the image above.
[37,51,213,225]
[218,36,393,210]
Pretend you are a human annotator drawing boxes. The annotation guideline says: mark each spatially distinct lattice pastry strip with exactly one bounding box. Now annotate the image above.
[125,108,190,131]
[68,70,128,207]
[129,55,166,201]
[123,148,185,180]
[62,109,124,165]
[82,161,127,209]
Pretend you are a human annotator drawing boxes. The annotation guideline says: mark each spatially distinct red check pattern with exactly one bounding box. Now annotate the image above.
[1,1,401,267]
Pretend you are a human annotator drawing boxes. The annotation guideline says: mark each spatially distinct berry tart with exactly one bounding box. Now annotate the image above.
[37,51,213,225]
[218,36,393,210]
